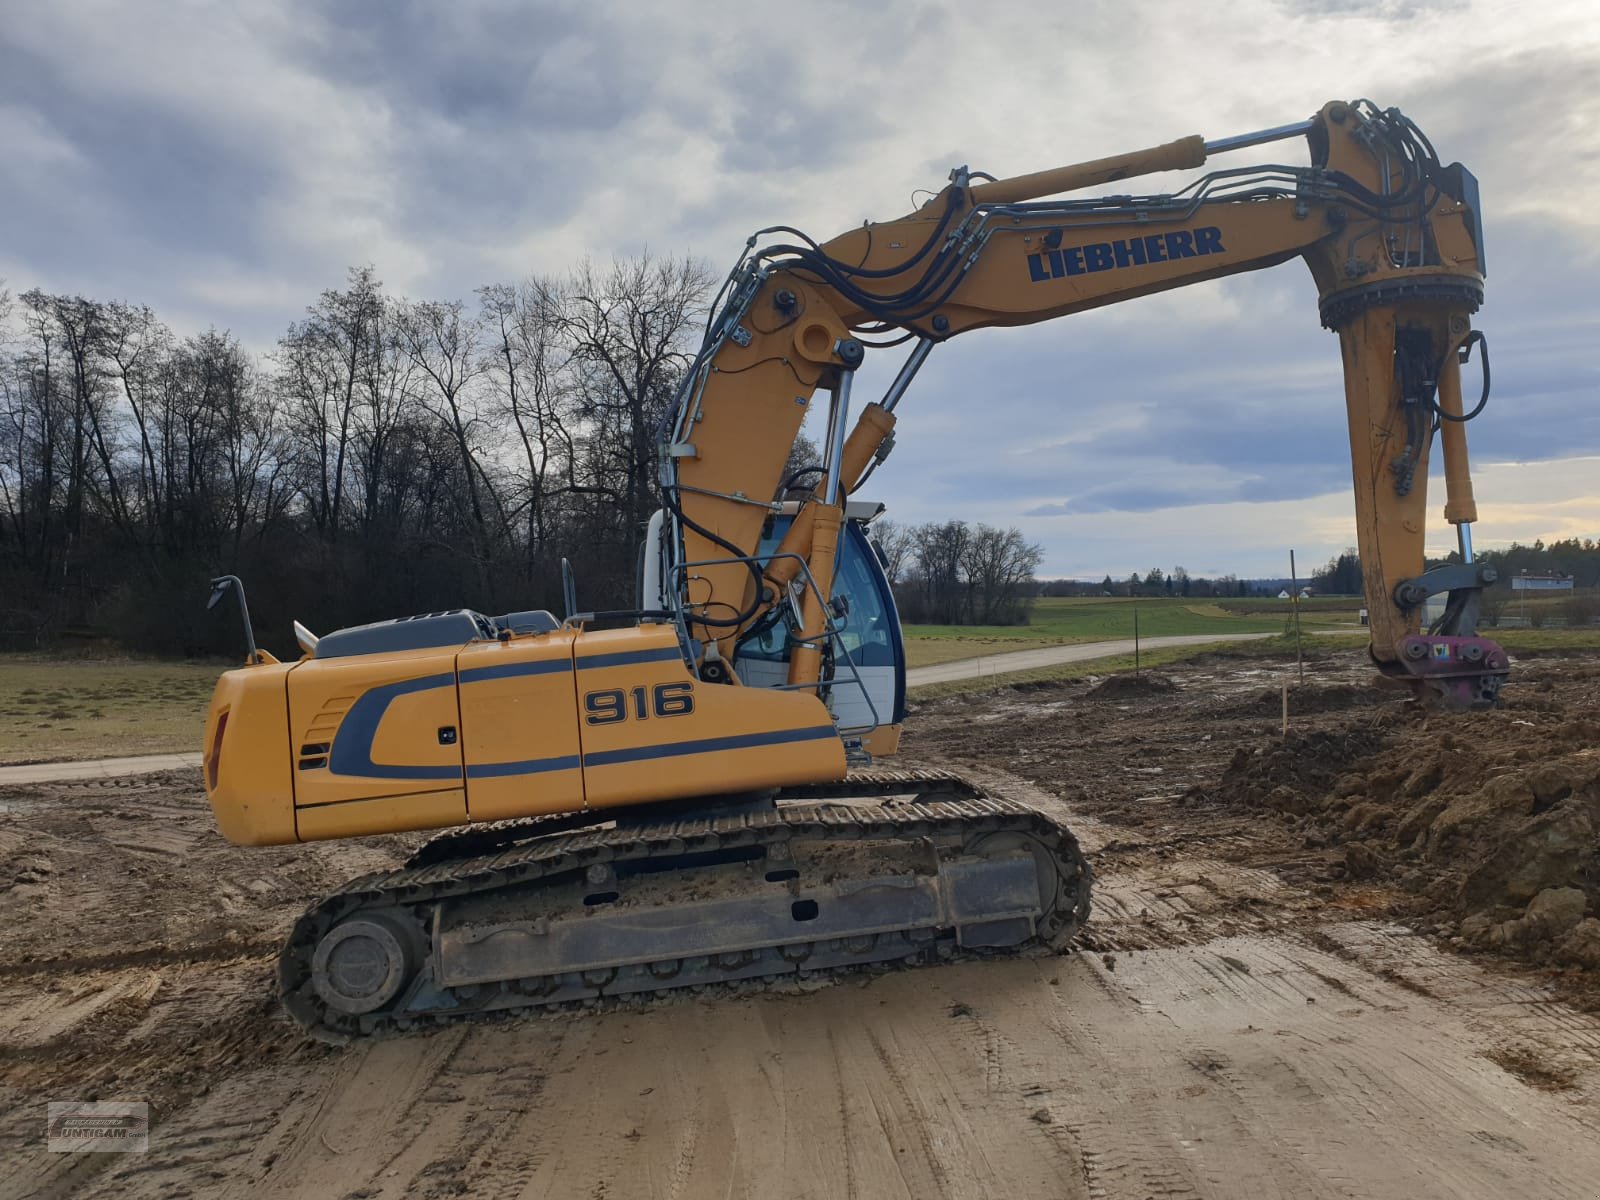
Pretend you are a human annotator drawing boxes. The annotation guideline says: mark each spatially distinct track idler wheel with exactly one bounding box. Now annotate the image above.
[310,912,420,1016]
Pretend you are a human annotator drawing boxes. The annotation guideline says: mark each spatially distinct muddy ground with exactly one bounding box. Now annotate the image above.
[3,649,1599,1199]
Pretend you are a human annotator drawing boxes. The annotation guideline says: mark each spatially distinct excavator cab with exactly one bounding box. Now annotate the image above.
[639,503,906,737]
[732,504,907,734]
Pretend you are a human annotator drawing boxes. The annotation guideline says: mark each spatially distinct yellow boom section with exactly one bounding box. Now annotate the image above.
[665,99,1497,703]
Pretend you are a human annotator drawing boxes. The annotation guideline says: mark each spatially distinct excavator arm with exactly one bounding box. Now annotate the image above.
[663,99,1505,708]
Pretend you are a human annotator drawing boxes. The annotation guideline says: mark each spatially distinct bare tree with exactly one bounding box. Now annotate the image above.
[869,517,917,587]
[98,304,165,516]
[562,254,713,530]
[897,519,1041,625]
[277,267,384,538]
[959,525,1044,624]
[393,297,502,547]
[479,278,581,574]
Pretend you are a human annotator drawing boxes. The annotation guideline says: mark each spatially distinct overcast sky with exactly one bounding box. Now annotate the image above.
[3,0,1597,578]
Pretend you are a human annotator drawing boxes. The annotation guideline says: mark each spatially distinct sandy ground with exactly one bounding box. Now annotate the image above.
[3,650,1598,1199]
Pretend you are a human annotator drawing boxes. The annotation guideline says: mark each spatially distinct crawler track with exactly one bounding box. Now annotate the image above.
[279,772,1090,1042]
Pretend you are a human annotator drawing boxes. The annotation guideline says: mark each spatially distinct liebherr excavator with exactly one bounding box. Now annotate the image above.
[204,99,1504,1040]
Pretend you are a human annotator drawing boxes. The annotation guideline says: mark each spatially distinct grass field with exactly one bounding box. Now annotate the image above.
[0,655,224,764]
[902,596,1361,668]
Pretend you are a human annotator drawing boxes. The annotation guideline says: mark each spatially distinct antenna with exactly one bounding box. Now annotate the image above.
[561,558,579,622]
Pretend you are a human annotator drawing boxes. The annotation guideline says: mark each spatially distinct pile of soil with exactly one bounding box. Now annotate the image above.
[1084,672,1179,701]
[1195,665,1600,970]
[1220,681,1387,720]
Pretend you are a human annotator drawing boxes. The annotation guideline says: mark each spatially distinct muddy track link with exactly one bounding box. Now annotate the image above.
[282,782,1089,1043]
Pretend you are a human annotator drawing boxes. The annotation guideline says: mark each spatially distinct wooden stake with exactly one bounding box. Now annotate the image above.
[1289,549,1304,685]
[1282,682,1289,735]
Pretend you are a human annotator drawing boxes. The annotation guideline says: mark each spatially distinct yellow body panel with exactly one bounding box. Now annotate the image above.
[203,661,296,846]
[296,788,469,841]
[457,631,584,821]
[206,623,845,845]
[287,646,466,822]
[861,724,902,757]
[574,626,845,810]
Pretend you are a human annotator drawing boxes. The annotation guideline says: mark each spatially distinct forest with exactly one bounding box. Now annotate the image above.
[0,260,1043,655]
[0,258,722,655]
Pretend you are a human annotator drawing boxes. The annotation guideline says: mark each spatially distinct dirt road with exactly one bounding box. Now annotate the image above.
[3,651,1597,1199]
[0,752,200,786]
[905,632,1272,686]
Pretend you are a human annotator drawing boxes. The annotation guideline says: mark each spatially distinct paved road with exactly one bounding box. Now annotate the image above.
[0,751,200,786]
[906,631,1275,687]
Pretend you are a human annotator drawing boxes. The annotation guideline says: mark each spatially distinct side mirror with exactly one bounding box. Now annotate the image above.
[206,575,261,665]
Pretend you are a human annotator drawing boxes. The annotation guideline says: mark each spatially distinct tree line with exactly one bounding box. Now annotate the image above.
[0,261,1047,655]
[0,258,718,655]
[1303,538,1600,600]
[1039,568,1248,599]
[872,520,1042,625]
[1472,537,1600,589]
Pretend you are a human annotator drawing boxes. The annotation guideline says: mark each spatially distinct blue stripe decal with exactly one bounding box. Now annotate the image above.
[459,658,573,684]
[583,725,837,768]
[328,671,463,781]
[575,647,684,671]
[467,754,581,779]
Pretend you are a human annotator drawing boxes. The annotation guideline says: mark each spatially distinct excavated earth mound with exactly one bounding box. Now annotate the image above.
[1195,665,1600,970]
[1083,671,1179,701]
[1219,681,1385,720]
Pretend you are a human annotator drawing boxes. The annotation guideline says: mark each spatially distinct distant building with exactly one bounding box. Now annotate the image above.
[1510,573,1574,592]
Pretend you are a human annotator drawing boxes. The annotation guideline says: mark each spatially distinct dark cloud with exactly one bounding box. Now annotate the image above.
[1025,484,1232,516]
[0,41,277,294]
[291,2,660,131]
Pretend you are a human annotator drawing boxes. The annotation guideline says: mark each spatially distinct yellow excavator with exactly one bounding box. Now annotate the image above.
[203,99,1503,1040]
